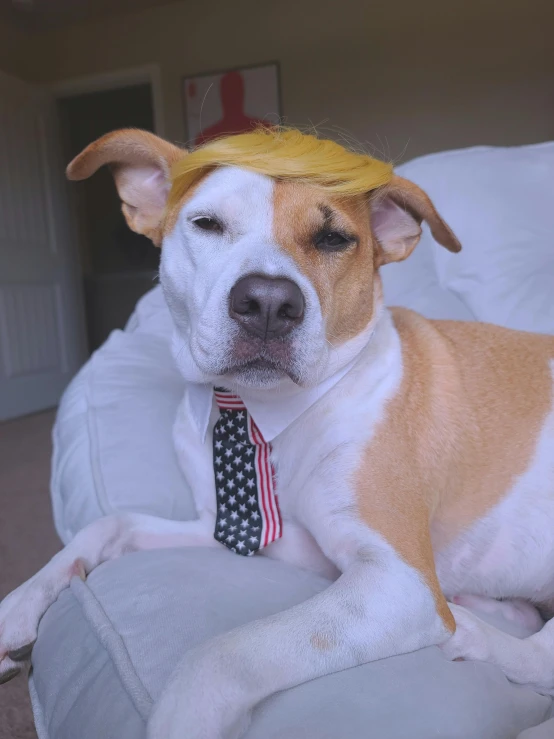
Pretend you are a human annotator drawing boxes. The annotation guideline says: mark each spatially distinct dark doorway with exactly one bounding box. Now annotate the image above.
[58,83,159,352]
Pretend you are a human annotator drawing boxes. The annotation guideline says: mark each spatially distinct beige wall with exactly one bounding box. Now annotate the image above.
[0,17,32,79]
[7,0,554,159]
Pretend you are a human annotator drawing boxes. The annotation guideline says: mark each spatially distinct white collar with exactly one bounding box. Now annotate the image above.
[186,355,359,443]
[185,308,395,443]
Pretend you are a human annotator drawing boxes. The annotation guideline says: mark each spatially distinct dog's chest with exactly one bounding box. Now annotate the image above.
[172,391,356,577]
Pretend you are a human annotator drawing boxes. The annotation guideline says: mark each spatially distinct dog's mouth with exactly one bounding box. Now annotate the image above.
[239,358,281,372]
[221,337,301,386]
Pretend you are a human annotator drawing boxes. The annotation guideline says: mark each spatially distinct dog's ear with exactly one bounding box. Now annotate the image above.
[370,174,461,266]
[66,129,184,246]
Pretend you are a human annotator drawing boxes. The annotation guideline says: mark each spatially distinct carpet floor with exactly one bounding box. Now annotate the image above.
[0,410,60,739]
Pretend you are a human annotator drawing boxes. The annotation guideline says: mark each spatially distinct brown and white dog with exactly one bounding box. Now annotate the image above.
[1,128,553,739]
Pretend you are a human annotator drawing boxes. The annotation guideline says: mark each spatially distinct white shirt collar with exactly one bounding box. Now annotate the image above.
[185,308,396,443]
[186,356,358,443]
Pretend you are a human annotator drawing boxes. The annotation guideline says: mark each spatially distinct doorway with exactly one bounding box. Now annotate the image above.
[57,82,160,353]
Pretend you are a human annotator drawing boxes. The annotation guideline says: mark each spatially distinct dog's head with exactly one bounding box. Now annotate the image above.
[67,127,460,390]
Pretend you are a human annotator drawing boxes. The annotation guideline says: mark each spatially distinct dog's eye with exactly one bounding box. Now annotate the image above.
[315,231,352,252]
[192,216,222,233]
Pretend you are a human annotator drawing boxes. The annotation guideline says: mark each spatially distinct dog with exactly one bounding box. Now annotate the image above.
[1,126,553,739]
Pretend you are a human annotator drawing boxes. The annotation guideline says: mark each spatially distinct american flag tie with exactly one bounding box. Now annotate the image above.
[213,388,282,556]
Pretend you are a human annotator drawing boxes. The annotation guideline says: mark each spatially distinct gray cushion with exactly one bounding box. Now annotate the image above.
[30,548,553,739]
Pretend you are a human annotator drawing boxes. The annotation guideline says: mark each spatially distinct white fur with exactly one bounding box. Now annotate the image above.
[161,168,325,388]
[160,167,365,391]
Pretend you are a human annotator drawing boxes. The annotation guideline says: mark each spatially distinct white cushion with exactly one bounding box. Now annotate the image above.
[51,300,193,545]
[124,282,175,339]
[380,232,475,321]
[396,142,554,334]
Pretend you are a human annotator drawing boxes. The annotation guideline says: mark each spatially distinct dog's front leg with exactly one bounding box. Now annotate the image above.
[0,513,216,681]
[147,545,453,739]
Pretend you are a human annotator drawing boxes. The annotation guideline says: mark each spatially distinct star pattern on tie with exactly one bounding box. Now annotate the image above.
[213,401,264,556]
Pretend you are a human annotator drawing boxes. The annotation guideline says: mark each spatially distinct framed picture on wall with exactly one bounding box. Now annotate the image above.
[182,62,282,146]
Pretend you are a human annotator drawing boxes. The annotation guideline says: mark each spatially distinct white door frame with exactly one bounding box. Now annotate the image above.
[48,64,166,137]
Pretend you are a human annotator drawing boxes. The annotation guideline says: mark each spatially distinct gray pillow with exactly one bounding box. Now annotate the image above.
[30,548,553,739]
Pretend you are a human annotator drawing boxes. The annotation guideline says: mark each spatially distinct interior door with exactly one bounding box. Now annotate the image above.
[0,71,87,421]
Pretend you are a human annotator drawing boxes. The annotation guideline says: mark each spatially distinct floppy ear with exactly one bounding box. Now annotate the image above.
[66,129,184,246]
[370,174,461,266]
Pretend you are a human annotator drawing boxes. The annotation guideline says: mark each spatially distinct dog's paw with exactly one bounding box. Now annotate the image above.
[452,594,543,632]
[0,579,42,682]
[440,603,493,663]
[443,602,554,695]
[0,559,86,683]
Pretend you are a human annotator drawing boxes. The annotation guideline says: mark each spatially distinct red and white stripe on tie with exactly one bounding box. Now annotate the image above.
[247,416,282,547]
[214,389,246,410]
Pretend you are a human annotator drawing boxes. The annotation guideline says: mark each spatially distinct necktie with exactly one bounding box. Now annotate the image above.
[213,388,282,556]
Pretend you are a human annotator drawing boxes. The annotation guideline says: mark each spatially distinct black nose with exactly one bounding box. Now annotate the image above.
[229,275,305,339]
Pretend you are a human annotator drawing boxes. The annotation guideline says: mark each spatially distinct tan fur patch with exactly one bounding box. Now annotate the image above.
[66,129,182,183]
[425,315,554,542]
[355,308,554,632]
[273,181,377,345]
[310,633,337,651]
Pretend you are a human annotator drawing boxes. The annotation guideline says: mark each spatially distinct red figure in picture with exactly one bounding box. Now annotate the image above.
[194,71,268,146]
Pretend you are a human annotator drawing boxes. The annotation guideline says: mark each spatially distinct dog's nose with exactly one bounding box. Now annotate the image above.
[229,275,305,339]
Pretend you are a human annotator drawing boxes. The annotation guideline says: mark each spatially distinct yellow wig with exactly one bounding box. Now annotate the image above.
[169,127,393,208]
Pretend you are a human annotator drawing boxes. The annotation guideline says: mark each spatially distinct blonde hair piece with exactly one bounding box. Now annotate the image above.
[168,127,393,208]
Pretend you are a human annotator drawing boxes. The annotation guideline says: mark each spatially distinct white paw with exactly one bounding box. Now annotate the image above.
[0,577,42,682]
[0,559,86,683]
[452,594,543,632]
[440,603,493,663]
